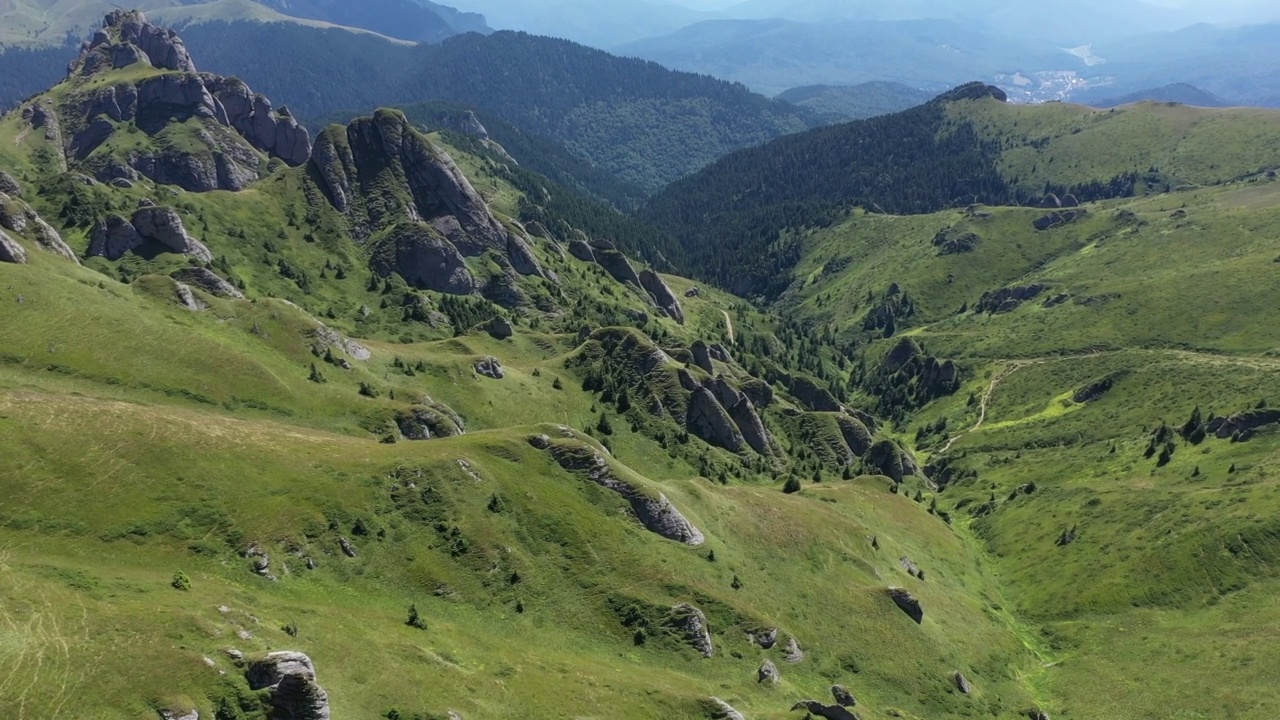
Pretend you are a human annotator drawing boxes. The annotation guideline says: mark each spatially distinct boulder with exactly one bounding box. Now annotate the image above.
[750,627,778,649]
[954,671,973,694]
[709,343,733,363]
[831,685,857,707]
[687,387,747,453]
[485,316,514,339]
[174,282,206,311]
[976,284,1046,314]
[548,445,705,545]
[667,603,714,657]
[783,636,805,663]
[131,206,213,262]
[888,587,923,624]
[371,222,476,295]
[474,356,504,379]
[1210,409,1280,440]
[758,659,781,684]
[0,229,27,264]
[790,700,860,720]
[1029,712,1051,720]
[592,244,645,288]
[338,537,357,557]
[707,697,746,720]
[396,402,466,440]
[639,268,685,324]
[684,286,701,298]
[568,239,596,263]
[88,214,143,260]
[729,396,776,456]
[159,710,199,720]
[171,268,244,299]
[528,434,552,450]
[246,651,331,720]
[0,171,20,196]
[1032,210,1085,231]
[690,340,715,374]
[932,228,980,255]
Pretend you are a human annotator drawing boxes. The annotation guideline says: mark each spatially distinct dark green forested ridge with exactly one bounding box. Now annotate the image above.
[176,23,818,192]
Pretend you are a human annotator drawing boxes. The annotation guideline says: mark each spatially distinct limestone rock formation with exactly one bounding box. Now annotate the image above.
[1208,409,1280,440]
[0,229,28,264]
[954,670,973,694]
[371,223,476,295]
[549,444,705,545]
[933,227,980,255]
[749,627,778,649]
[0,171,21,196]
[667,603,714,657]
[88,205,211,262]
[568,238,596,262]
[707,697,746,720]
[171,268,243,299]
[159,710,199,720]
[867,439,906,483]
[174,282,206,311]
[832,685,857,707]
[246,651,331,720]
[78,10,196,75]
[788,374,842,412]
[837,415,873,457]
[791,700,860,720]
[784,636,805,663]
[758,658,781,684]
[687,387,747,453]
[728,396,776,455]
[396,401,466,440]
[207,77,311,166]
[485,316,514,339]
[474,356,504,379]
[588,239,644,288]
[639,268,685,324]
[976,284,1047,314]
[338,537,357,557]
[1032,209,1086,231]
[0,192,78,262]
[888,587,923,624]
[690,341,715,374]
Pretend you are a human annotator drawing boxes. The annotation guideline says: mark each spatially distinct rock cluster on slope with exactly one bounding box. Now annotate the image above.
[88,203,212,263]
[0,192,79,263]
[246,651,331,720]
[667,603,714,657]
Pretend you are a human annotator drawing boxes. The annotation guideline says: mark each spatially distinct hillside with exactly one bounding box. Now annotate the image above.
[1083,82,1227,109]
[0,12,1047,720]
[642,83,1280,298]
[777,82,932,123]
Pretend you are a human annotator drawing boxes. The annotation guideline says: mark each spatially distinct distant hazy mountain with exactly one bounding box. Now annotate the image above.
[776,82,931,121]
[1084,83,1227,108]
[253,0,490,42]
[615,18,1069,95]
[438,0,715,46]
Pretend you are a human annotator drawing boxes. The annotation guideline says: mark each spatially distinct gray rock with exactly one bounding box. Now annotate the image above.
[684,286,701,298]
[591,242,644,288]
[888,587,923,624]
[549,445,705,545]
[1032,210,1085,231]
[396,402,466,440]
[506,232,547,278]
[0,171,20,196]
[0,229,27,264]
[954,670,973,694]
[791,700,860,720]
[1211,409,1280,440]
[371,222,476,295]
[88,215,143,260]
[485,316,514,339]
[77,11,196,76]
[678,368,700,392]
[338,537,357,558]
[900,556,921,578]
[832,685,857,707]
[447,712,463,720]
[783,636,805,663]
[687,387,747,453]
[749,627,778,649]
[0,193,78,262]
[312,325,371,362]
[867,440,906,483]
[690,340,715,374]
[246,651,331,720]
[788,374,842,412]
[976,284,1046,314]
[528,434,552,450]
[758,659,780,684]
[568,239,596,263]
[729,396,775,456]
[474,356,504,379]
[1029,712,1051,720]
[639,268,685,324]
[709,343,733,363]
[158,710,199,720]
[667,603,714,657]
[171,268,244,299]
[131,206,213,262]
[208,77,311,166]
[707,697,745,720]
[174,282,206,311]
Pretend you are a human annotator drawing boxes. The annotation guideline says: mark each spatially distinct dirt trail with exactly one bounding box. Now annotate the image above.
[722,310,735,344]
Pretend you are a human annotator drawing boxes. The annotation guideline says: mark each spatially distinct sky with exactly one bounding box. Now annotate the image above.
[663,0,1278,23]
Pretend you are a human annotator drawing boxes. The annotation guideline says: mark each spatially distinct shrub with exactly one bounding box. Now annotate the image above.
[783,476,802,494]
[171,571,191,591]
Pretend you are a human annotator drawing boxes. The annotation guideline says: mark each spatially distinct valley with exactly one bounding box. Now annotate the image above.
[1,6,1280,720]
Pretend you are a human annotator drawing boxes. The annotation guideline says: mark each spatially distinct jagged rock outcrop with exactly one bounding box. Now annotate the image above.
[371,222,476,295]
[0,192,79,262]
[171,268,243,299]
[687,387,747,453]
[758,659,781,684]
[791,700,859,720]
[474,356,504,379]
[206,77,311,166]
[707,697,746,720]
[0,172,20,197]
[728,396,776,455]
[1033,209,1086,231]
[976,284,1046,314]
[832,685,857,707]
[867,440,906,483]
[933,227,979,255]
[78,10,196,75]
[485,316,514,339]
[589,239,644,288]
[709,344,733,363]
[0,229,27,264]
[690,341,715,374]
[787,374,842,412]
[888,587,923,624]
[568,238,596,263]
[667,603,714,657]
[88,204,212,262]
[396,401,466,440]
[639,268,685,324]
[749,627,778,649]
[174,282,206,311]
[1208,409,1280,440]
[549,444,705,545]
[506,232,548,279]
[314,110,508,255]
[246,651,331,720]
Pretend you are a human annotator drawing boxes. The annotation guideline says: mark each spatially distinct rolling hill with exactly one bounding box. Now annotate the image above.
[777,82,932,122]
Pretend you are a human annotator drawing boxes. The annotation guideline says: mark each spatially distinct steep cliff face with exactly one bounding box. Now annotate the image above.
[10,11,310,193]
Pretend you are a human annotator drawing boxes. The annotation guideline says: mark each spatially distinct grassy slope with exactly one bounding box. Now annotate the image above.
[782,174,1280,719]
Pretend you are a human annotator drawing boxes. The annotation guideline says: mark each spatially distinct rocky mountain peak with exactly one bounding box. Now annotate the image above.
[74,11,197,77]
